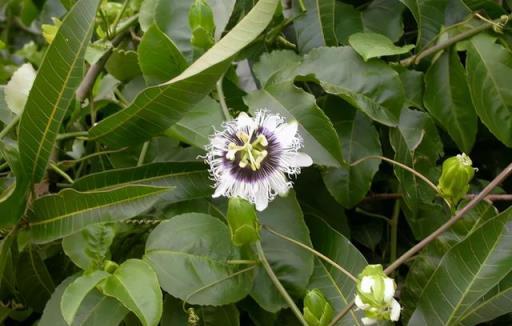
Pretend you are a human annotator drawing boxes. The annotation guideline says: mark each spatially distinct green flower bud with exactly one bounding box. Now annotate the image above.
[227,197,260,246]
[303,289,334,326]
[189,0,215,53]
[437,153,475,206]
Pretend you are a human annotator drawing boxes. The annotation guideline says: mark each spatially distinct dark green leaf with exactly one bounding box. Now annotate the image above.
[105,50,141,82]
[361,0,405,42]
[293,0,338,53]
[253,50,302,87]
[349,32,414,61]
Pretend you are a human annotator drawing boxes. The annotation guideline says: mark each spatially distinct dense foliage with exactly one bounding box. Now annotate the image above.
[1,0,512,325]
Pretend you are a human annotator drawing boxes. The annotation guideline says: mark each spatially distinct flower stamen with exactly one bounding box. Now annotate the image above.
[226,133,269,171]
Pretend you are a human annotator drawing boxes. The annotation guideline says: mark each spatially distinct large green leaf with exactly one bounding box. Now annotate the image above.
[245,82,343,167]
[101,259,162,326]
[40,276,128,326]
[18,0,99,185]
[401,201,497,323]
[424,49,477,153]
[467,34,512,148]
[61,270,111,325]
[306,216,367,326]
[293,0,337,53]
[321,102,382,208]
[250,194,314,312]
[90,0,280,147]
[73,162,211,203]
[28,185,170,243]
[361,0,405,42]
[144,213,255,306]
[409,207,512,325]
[295,47,405,127]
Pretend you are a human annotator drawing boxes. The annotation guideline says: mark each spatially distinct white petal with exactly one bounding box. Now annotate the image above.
[275,120,298,147]
[5,63,36,115]
[383,278,395,303]
[212,175,233,198]
[254,184,269,211]
[360,276,375,294]
[269,172,289,196]
[361,317,377,325]
[354,295,369,310]
[390,299,401,321]
[287,152,313,168]
[236,112,255,130]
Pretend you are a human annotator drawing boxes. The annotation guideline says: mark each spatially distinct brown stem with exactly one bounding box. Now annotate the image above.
[362,193,512,202]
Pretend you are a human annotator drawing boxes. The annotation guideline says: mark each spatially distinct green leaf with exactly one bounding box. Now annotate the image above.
[253,50,302,87]
[295,47,405,127]
[0,230,15,283]
[409,206,512,325]
[467,34,512,147]
[321,103,382,208]
[62,224,116,270]
[40,276,128,326]
[16,246,55,312]
[394,66,424,109]
[144,213,255,306]
[349,32,414,61]
[61,270,111,325]
[293,0,338,53]
[90,0,280,147]
[101,259,162,326]
[251,194,314,312]
[245,82,343,167]
[306,216,367,326]
[206,0,237,40]
[400,201,497,323]
[28,185,171,243]
[73,162,211,203]
[333,2,363,44]
[361,0,405,42]
[18,0,99,185]
[425,49,477,153]
[105,50,141,82]
[138,24,188,86]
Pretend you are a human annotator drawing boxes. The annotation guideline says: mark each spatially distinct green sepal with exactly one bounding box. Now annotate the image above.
[227,197,260,247]
[303,289,334,326]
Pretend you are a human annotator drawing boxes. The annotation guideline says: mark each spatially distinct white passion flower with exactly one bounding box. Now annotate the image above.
[205,110,313,211]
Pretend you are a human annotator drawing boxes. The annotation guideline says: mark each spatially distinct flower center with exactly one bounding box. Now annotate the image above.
[226,131,268,171]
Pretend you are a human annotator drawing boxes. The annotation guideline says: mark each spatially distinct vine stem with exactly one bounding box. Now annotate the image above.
[49,162,74,184]
[137,141,150,166]
[330,162,512,325]
[389,201,400,266]
[255,241,307,326]
[0,115,20,139]
[56,131,88,141]
[216,75,231,121]
[363,192,512,202]
[263,225,358,282]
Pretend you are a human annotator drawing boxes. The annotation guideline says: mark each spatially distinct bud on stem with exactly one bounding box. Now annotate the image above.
[303,289,334,326]
[437,153,476,207]
[227,197,260,246]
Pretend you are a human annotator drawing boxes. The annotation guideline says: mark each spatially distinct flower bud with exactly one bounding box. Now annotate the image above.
[227,197,260,246]
[437,153,475,206]
[5,63,36,116]
[303,289,334,326]
[189,0,215,52]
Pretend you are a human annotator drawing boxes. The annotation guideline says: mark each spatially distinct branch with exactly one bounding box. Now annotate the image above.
[362,193,512,202]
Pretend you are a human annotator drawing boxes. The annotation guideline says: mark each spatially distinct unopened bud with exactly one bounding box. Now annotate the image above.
[227,197,260,246]
[303,289,334,326]
[437,153,476,206]
[189,0,215,53]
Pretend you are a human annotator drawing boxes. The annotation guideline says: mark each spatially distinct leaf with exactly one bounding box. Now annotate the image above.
[394,66,424,109]
[73,162,211,203]
[90,0,280,147]
[61,270,111,325]
[361,0,405,42]
[321,103,382,208]
[28,185,171,243]
[250,194,314,312]
[144,213,255,306]
[101,259,162,326]
[40,276,128,326]
[206,0,237,40]
[62,224,116,270]
[467,34,512,148]
[292,0,338,53]
[138,24,188,86]
[105,50,141,82]
[349,32,414,61]
[253,50,302,87]
[16,246,55,312]
[0,230,15,282]
[424,49,477,153]
[295,47,405,127]
[306,216,367,325]
[244,82,343,167]
[18,0,99,185]
[409,207,512,325]
[400,201,497,323]
[333,2,363,44]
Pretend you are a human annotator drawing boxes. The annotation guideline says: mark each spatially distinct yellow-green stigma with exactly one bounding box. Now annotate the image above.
[226,132,268,171]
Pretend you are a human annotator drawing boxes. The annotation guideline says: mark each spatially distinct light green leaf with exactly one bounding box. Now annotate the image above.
[349,32,414,61]
[138,24,188,86]
[61,270,111,325]
[28,185,171,243]
[206,0,237,40]
[144,213,255,306]
[101,259,162,326]
[321,104,382,208]
[245,82,343,167]
[62,224,116,270]
[18,0,99,185]
[424,49,477,153]
[253,50,302,87]
[251,194,314,312]
[409,206,512,325]
[73,162,211,203]
[467,34,512,148]
[90,0,280,147]
[306,216,367,326]
[105,50,141,82]
[293,0,337,53]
